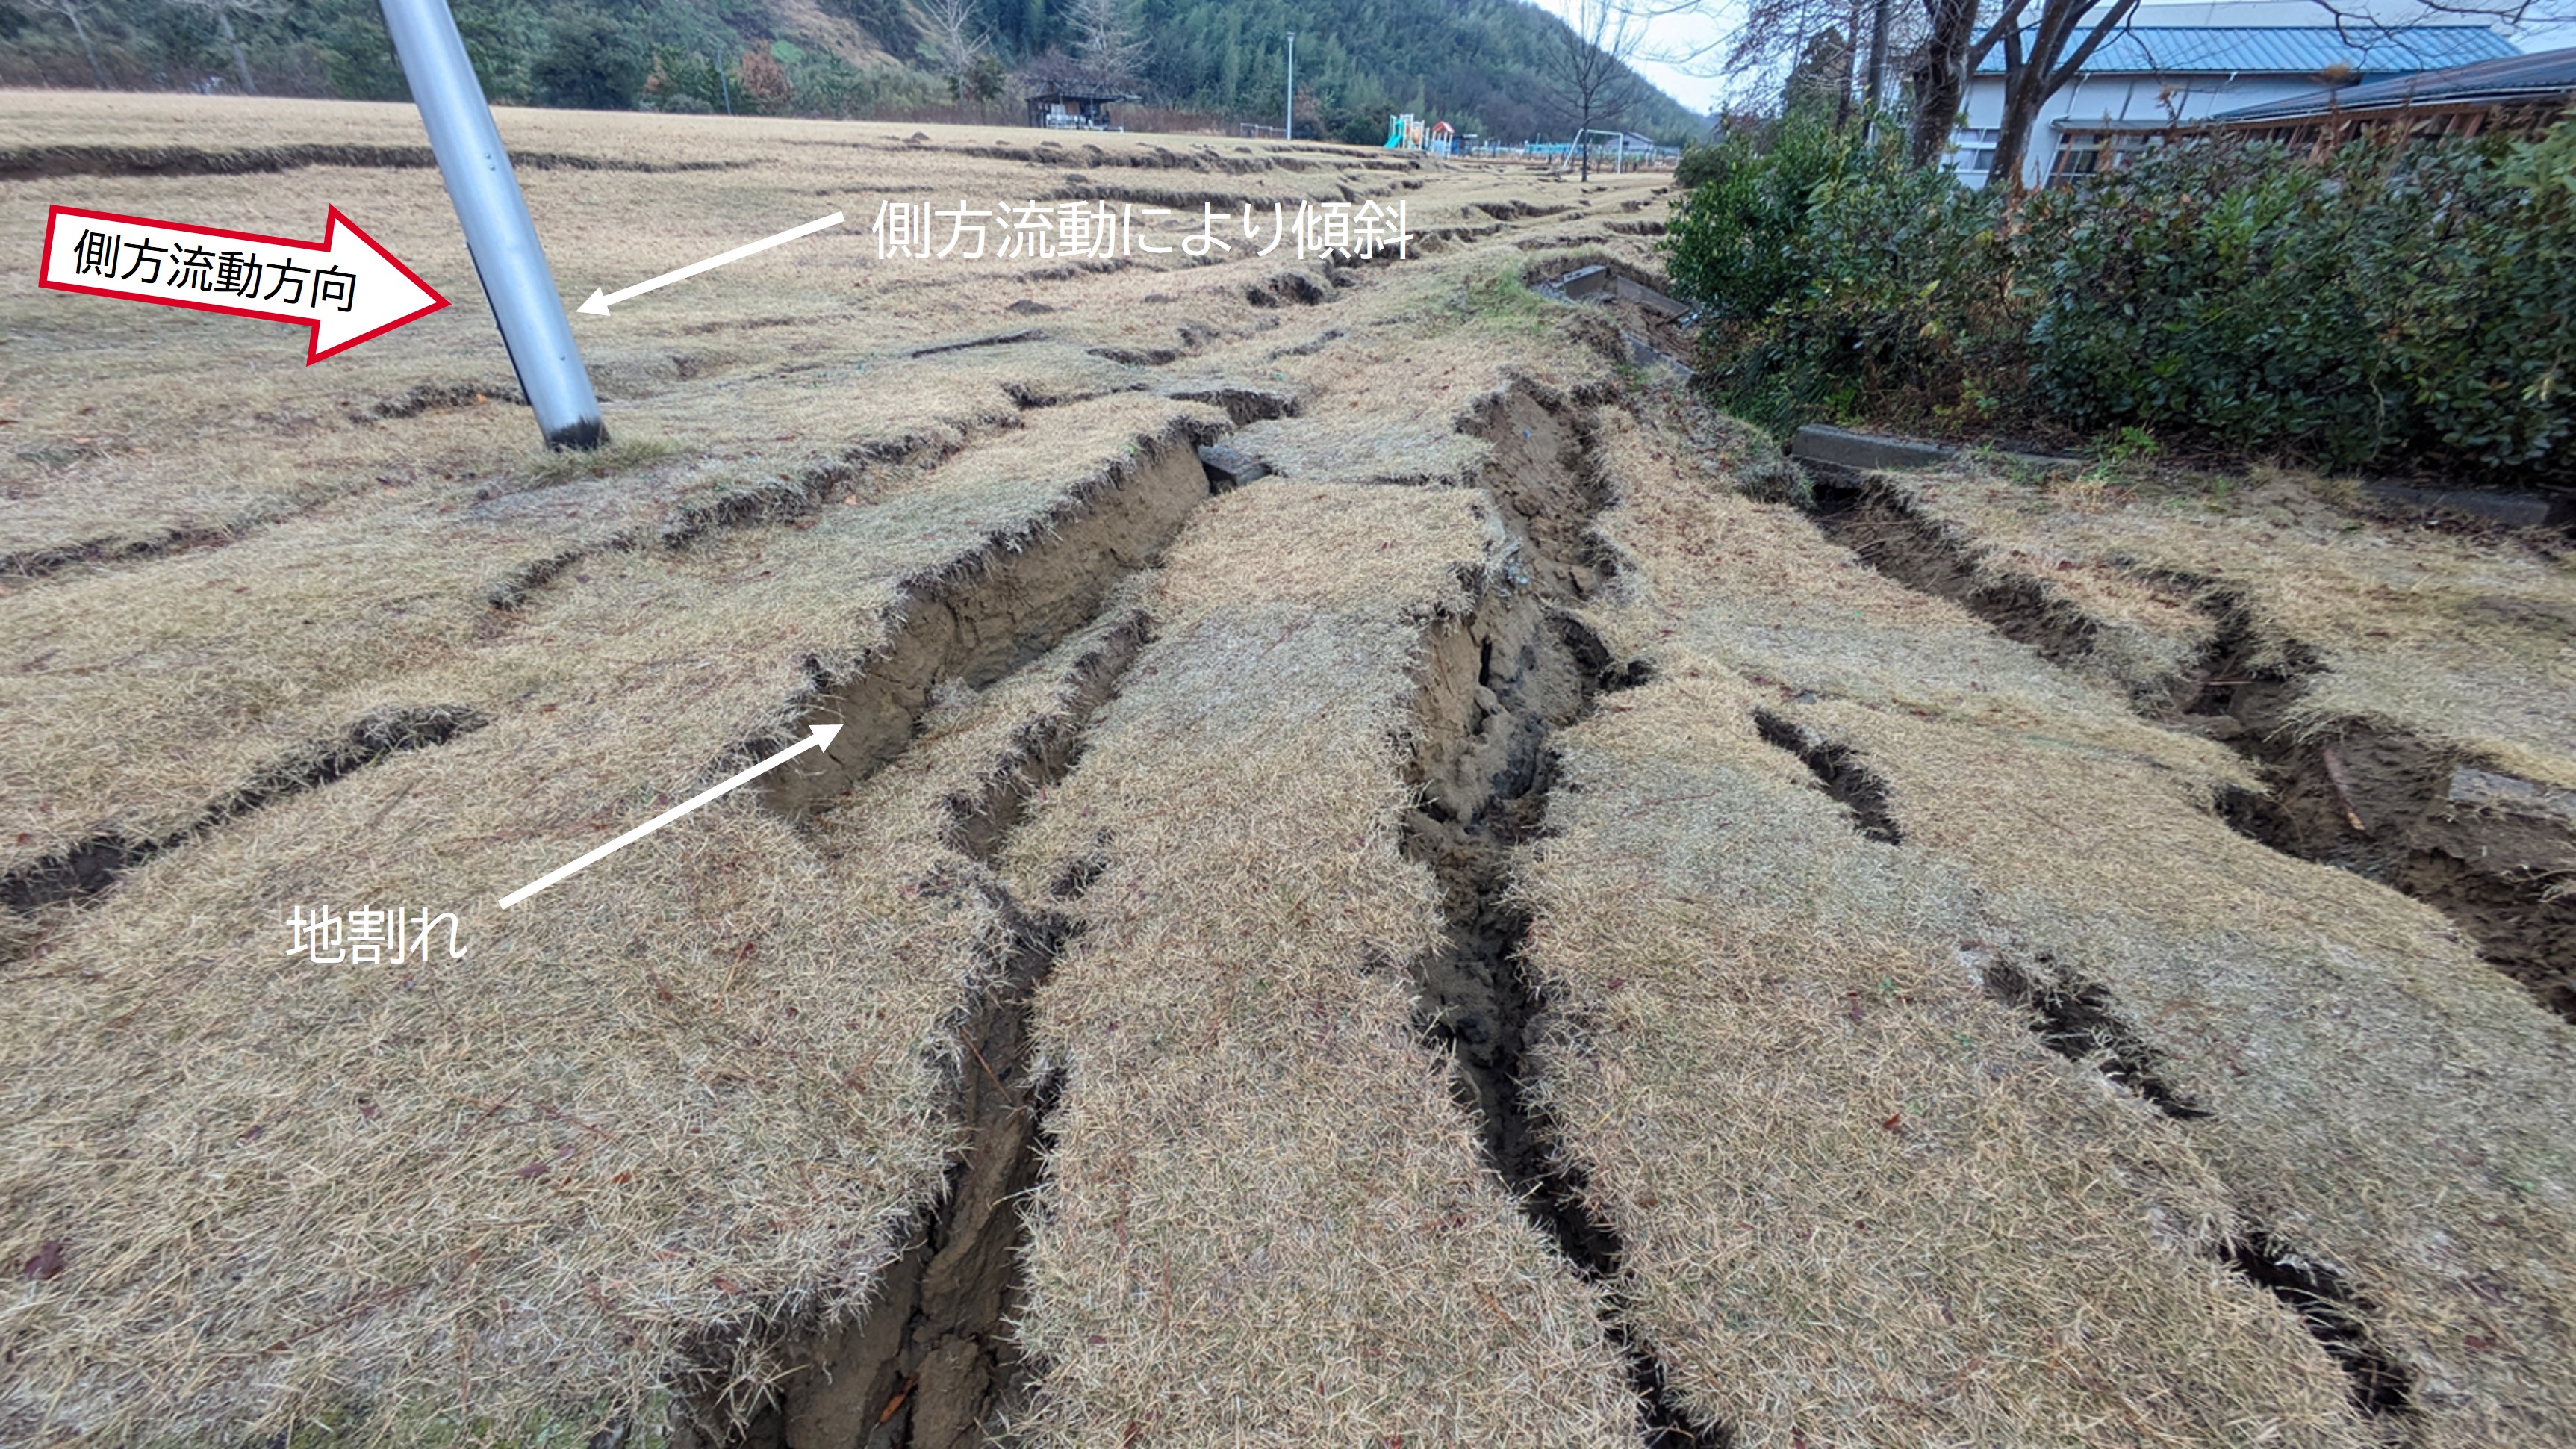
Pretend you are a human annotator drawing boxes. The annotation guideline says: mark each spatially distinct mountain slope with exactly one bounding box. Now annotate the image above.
[0,0,1699,144]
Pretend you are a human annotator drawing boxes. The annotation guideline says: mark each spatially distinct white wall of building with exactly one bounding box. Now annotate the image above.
[1941,0,2519,187]
[1949,71,2328,187]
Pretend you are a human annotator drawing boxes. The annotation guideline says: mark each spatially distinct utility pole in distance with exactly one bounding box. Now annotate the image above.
[1284,31,1295,142]
[378,0,604,449]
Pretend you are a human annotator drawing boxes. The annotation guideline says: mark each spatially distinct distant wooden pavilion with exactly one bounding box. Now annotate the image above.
[1026,82,1136,131]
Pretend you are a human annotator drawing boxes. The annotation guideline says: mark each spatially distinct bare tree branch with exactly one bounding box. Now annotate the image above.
[169,0,279,95]
[26,0,111,89]
[1067,0,1148,93]
[924,0,989,102]
[1548,0,1647,179]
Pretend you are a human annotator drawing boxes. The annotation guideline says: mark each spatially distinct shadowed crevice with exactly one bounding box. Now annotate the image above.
[1,704,489,919]
[2222,1230,2418,1419]
[1751,710,1903,845]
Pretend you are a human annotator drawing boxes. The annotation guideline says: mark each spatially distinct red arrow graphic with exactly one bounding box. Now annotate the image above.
[38,205,449,364]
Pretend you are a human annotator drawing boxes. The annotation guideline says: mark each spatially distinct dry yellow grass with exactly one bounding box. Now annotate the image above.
[1858,463,2576,790]
[1832,458,2575,1021]
[0,397,1220,1444]
[25,81,2563,1449]
[1523,670,2368,1446]
[994,480,1641,1444]
[1543,386,2576,1447]
[1,88,1584,566]
[1,88,1678,1442]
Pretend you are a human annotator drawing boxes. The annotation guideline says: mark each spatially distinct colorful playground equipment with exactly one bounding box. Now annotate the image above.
[1383,114,1459,155]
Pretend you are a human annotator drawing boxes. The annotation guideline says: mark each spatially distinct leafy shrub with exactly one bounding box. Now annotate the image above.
[1663,117,1855,326]
[2026,128,2576,471]
[1664,117,2576,479]
[1664,117,2023,434]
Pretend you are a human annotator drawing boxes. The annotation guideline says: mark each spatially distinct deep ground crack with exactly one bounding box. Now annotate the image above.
[685,609,1146,1449]
[1807,473,2572,1022]
[1751,710,1903,845]
[1405,383,1726,1445]
[1964,940,2416,1421]
[1973,946,2210,1120]
[1401,600,1723,1447]
[759,419,1213,817]
[2221,1230,2418,1419]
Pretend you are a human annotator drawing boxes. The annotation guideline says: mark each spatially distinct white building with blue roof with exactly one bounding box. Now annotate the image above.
[1947,1,2519,187]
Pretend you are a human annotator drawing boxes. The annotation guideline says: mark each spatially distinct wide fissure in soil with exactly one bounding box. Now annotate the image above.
[1750,710,1904,845]
[1964,940,2416,1422]
[1809,473,2574,1023]
[674,469,1175,1446]
[761,424,1213,817]
[1401,589,1723,1448]
[1400,385,1727,1446]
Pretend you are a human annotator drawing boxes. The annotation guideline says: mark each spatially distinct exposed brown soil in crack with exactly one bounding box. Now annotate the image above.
[1399,384,1728,1447]
[1960,935,2417,1423]
[667,413,1210,1446]
[1813,484,2102,686]
[1404,595,1727,1448]
[1969,944,2212,1120]
[1162,385,1299,426]
[1814,476,2575,1023]
[1750,711,1903,845]
[2223,1230,2418,1420]
[1778,465,2438,1433]
[678,618,1147,1449]
[355,380,525,423]
[0,704,488,951]
[908,331,1045,359]
[2177,598,2575,1023]
[941,615,1150,865]
[491,387,1177,620]
[1460,381,1623,601]
[1,524,239,582]
[700,893,1074,1449]
[761,418,1217,816]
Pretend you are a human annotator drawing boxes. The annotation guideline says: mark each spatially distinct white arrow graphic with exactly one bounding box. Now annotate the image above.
[498,723,843,908]
[578,211,844,316]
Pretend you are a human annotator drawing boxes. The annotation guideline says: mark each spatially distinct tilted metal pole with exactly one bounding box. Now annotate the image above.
[379,0,603,450]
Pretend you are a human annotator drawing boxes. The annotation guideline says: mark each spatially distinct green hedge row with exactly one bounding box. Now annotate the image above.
[1663,117,2576,477]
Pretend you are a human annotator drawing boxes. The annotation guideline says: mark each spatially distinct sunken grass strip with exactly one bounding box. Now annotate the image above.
[997,481,1644,1445]
[1588,390,2576,1447]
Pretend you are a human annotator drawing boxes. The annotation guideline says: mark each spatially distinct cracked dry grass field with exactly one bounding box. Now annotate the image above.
[3,90,2572,1449]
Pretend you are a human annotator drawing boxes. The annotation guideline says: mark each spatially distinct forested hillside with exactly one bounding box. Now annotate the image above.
[0,0,1700,143]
